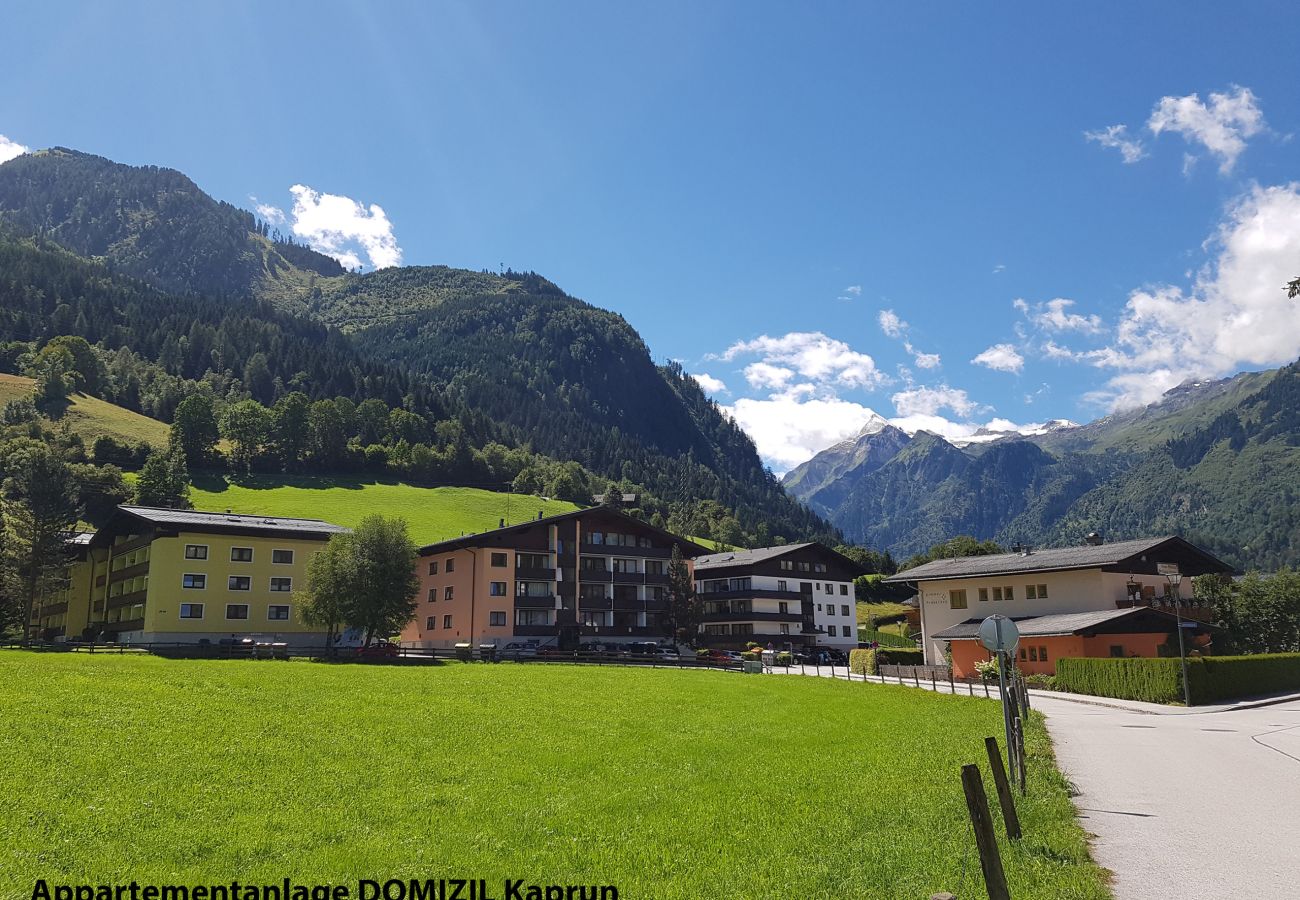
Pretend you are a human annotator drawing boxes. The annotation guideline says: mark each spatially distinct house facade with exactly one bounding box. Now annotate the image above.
[885,535,1233,676]
[399,508,708,650]
[48,506,349,645]
[693,543,866,651]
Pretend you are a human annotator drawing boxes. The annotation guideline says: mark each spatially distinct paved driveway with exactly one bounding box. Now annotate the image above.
[1037,694,1300,899]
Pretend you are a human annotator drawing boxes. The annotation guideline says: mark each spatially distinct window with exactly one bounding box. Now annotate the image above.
[1109,645,1124,658]
[228,576,251,591]
[516,609,551,626]
[1028,646,1038,662]
[817,603,822,611]
[184,544,208,560]
[1004,586,1014,601]
[949,589,968,610]
[489,582,507,597]
[182,573,206,590]
[1036,584,1048,599]
[645,560,665,575]
[581,557,608,571]
[443,614,453,629]
[1039,645,1048,662]
[226,604,250,620]
[841,604,850,617]
[444,586,454,601]
[978,588,989,602]
[517,553,551,570]
[840,584,848,595]
[427,588,436,603]
[824,583,833,593]
[230,547,253,562]
[704,624,729,636]
[268,605,290,621]
[179,603,204,619]
[1026,584,1037,600]
[270,577,292,593]
[798,561,811,572]
[992,587,1003,602]
[613,558,639,573]
[813,562,827,573]
[518,581,552,598]
[428,561,439,576]
[779,560,793,571]
[490,552,507,567]
[1020,647,1027,660]
[426,616,437,630]
[777,580,788,592]
[580,610,608,627]
[489,611,507,626]
[445,558,455,573]
[587,531,604,545]
[828,625,837,637]
[778,601,789,614]
[779,624,790,635]
[271,549,294,565]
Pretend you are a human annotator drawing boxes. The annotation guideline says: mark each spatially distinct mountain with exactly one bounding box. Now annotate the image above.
[785,366,1300,569]
[781,414,911,516]
[0,147,833,548]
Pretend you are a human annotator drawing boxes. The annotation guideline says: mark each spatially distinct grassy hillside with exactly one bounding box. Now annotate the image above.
[0,373,169,448]
[184,475,580,545]
[0,654,1109,899]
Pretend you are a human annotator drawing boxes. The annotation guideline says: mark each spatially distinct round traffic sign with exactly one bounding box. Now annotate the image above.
[978,614,1020,653]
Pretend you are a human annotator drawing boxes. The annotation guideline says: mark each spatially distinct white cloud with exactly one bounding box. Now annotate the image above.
[1147,85,1265,174]
[1084,124,1147,164]
[992,264,1006,274]
[1016,297,1104,334]
[743,362,796,390]
[720,332,887,390]
[255,202,287,225]
[0,134,29,165]
[722,396,883,474]
[1058,183,1300,408]
[843,285,862,296]
[971,343,1025,374]
[891,385,978,418]
[908,346,942,369]
[690,373,728,395]
[286,184,403,270]
[878,309,905,339]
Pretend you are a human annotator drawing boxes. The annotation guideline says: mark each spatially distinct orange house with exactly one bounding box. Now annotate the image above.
[934,607,1216,678]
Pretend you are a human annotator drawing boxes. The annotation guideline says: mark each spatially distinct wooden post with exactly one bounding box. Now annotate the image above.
[914,668,921,688]
[1013,717,1027,793]
[984,737,1022,839]
[961,764,1011,900]
[983,679,990,699]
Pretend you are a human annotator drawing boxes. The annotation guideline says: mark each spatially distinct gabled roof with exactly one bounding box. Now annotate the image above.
[91,506,349,546]
[884,535,1233,583]
[929,606,1216,640]
[694,542,869,576]
[416,506,710,557]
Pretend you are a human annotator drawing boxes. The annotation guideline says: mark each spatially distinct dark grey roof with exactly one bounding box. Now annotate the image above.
[929,607,1195,640]
[695,543,817,570]
[116,506,350,537]
[885,535,1232,583]
[416,506,709,556]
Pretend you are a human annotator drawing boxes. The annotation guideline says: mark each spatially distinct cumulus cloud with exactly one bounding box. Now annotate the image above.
[1084,124,1148,164]
[722,396,885,474]
[1051,183,1300,408]
[743,362,796,390]
[891,385,978,418]
[0,134,29,165]
[1147,85,1265,174]
[690,373,728,395]
[878,309,905,339]
[284,184,403,270]
[971,343,1025,374]
[255,201,287,225]
[720,332,887,390]
[910,349,942,369]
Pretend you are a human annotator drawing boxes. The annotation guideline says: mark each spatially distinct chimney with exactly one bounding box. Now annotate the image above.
[226,508,232,514]
[499,518,505,528]
[1085,532,1103,546]
[537,510,544,520]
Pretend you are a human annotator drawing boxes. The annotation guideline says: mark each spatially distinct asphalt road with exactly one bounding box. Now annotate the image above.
[1038,694,1300,899]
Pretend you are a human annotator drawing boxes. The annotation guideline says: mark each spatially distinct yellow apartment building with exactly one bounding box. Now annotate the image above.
[47,506,350,645]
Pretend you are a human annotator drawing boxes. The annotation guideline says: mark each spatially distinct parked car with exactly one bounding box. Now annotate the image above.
[627,641,659,656]
[503,641,539,659]
[707,649,742,663]
[655,645,681,661]
[356,640,400,659]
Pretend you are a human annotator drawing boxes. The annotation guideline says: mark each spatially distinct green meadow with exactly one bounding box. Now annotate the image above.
[0,654,1109,899]
[184,475,580,545]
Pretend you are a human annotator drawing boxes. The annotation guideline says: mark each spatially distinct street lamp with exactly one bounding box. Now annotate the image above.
[1164,568,1191,706]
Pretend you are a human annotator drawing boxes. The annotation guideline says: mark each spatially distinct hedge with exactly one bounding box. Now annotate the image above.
[1056,654,1300,705]
[1055,658,1184,704]
[849,647,925,676]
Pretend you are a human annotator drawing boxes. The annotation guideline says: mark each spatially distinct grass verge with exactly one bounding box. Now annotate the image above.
[0,654,1109,899]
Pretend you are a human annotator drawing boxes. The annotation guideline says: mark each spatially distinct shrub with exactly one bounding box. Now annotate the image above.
[740,650,761,661]
[849,647,923,675]
[775,651,792,666]
[973,657,1001,682]
[1057,654,1300,705]
[1023,673,1057,690]
[695,649,710,661]
[1188,654,1300,704]
[1055,658,1184,704]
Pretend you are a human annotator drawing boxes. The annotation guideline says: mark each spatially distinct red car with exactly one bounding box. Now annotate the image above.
[355,640,401,659]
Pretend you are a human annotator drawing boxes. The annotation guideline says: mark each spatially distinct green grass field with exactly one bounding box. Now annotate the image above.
[0,373,169,448]
[185,475,580,545]
[0,654,1109,899]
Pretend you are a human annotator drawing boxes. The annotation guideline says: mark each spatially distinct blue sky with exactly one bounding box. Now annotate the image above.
[6,1,1300,471]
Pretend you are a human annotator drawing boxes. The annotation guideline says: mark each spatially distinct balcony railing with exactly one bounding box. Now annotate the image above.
[579,543,672,559]
[696,589,804,602]
[579,597,612,610]
[701,611,804,623]
[578,569,612,583]
[515,566,556,581]
[514,594,557,609]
